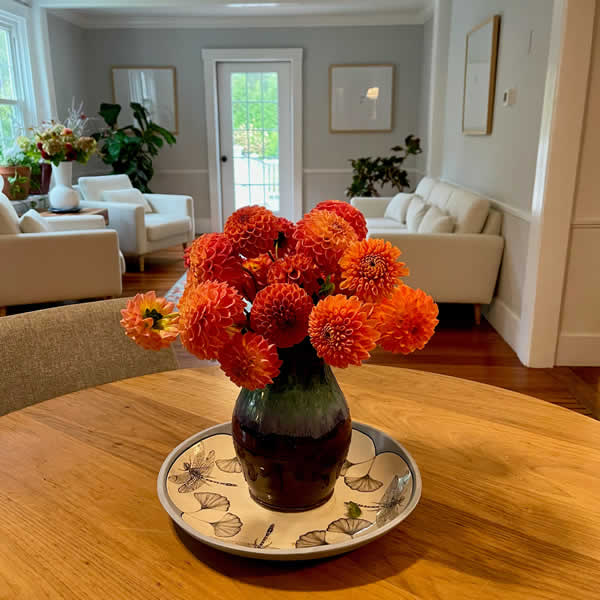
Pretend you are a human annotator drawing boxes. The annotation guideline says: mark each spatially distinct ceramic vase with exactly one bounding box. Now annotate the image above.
[49,161,79,211]
[232,338,352,512]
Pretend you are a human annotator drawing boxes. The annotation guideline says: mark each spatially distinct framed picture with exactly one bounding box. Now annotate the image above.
[329,64,394,133]
[111,66,178,133]
[462,15,501,135]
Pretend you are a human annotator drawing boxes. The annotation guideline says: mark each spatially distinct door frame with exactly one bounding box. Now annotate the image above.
[202,48,303,232]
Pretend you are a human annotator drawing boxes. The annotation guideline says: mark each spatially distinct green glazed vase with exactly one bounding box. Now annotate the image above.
[232,338,352,512]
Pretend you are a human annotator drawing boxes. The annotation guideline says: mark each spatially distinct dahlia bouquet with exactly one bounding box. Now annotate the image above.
[121,201,439,389]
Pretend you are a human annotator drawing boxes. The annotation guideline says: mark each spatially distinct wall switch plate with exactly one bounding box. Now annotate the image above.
[503,88,517,106]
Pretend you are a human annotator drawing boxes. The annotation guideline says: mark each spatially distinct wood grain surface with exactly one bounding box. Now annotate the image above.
[1,366,599,599]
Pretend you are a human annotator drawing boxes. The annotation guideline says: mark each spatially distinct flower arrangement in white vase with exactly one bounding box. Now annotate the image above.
[20,107,97,211]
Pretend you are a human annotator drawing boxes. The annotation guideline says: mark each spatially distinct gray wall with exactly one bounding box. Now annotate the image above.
[439,0,553,319]
[48,18,425,224]
[418,16,433,174]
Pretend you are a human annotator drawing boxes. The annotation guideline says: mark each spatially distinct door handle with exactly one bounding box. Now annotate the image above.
[221,155,228,163]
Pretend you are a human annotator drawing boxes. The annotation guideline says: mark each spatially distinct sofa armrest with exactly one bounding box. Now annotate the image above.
[369,232,504,304]
[45,215,106,231]
[0,230,122,306]
[350,197,393,218]
[80,200,146,255]
[144,194,194,219]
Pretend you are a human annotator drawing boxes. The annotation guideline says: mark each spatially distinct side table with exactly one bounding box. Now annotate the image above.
[39,207,109,226]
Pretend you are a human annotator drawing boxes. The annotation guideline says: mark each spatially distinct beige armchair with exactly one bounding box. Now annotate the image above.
[78,175,195,271]
[0,196,123,313]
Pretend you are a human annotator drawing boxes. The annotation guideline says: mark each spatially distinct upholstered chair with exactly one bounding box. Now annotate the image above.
[77,175,195,271]
[0,298,178,415]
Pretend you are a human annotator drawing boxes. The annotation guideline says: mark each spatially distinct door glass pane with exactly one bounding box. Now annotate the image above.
[230,71,280,213]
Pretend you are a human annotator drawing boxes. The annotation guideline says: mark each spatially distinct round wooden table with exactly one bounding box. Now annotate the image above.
[2,366,599,599]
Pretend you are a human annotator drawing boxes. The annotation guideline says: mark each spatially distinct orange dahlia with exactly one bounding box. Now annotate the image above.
[275,217,297,256]
[267,253,323,296]
[187,233,245,287]
[120,291,179,351]
[294,209,358,272]
[242,253,273,289]
[308,295,379,368]
[183,244,192,268]
[178,280,246,360]
[218,332,282,390]
[373,286,439,354]
[314,200,368,240]
[224,205,279,258]
[339,238,409,302]
[250,283,313,348]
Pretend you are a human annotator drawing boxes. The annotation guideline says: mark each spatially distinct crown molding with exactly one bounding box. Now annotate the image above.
[47,9,431,29]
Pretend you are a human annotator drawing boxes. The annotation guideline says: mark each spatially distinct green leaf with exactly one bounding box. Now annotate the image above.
[99,103,121,128]
[345,502,363,519]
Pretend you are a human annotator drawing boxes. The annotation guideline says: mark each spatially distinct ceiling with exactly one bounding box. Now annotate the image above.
[45,0,434,28]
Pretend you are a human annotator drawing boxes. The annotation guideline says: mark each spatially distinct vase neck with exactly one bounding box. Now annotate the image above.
[271,338,329,391]
[52,161,73,187]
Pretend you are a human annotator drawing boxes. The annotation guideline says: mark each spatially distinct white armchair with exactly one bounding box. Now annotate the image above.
[0,199,123,312]
[77,175,195,271]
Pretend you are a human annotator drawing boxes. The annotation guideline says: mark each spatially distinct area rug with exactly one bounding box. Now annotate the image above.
[165,271,188,305]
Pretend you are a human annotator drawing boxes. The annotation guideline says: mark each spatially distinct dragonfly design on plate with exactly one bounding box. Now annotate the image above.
[240,523,277,549]
[168,443,238,493]
[345,473,411,526]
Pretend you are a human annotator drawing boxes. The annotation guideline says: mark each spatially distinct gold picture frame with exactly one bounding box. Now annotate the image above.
[111,66,178,134]
[462,15,501,135]
[329,64,395,133]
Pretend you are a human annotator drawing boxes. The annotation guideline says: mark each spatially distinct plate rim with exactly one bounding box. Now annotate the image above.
[157,420,422,560]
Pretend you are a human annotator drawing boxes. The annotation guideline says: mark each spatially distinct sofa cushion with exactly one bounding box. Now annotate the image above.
[446,190,490,234]
[78,175,133,203]
[102,188,152,214]
[418,205,455,234]
[0,193,20,234]
[414,177,436,202]
[482,208,502,235]
[383,192,414,224]
[366,217,408,230]
[428,182,456,211]
[145,213,191,241]
[406,196,429,232]
[19,209,51,233]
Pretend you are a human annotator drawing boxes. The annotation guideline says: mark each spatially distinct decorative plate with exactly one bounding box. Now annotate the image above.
[157,421,421,561]
[49,206,82,213]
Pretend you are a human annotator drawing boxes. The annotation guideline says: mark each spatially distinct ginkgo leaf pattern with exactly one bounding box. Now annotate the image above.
[344,473,383,492]
[210,513,243,538]
[216,457,242,473]
[193,492,230,512]
[295,530,328,548]
[339,460,354,477]
[327,518,372,537]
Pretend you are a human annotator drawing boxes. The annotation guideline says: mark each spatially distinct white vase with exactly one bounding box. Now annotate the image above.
[49,161,79,211]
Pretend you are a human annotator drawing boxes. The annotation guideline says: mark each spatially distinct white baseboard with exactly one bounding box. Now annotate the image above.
[484,297,522,357]
[556,333,600,366]
[195,217,211,234]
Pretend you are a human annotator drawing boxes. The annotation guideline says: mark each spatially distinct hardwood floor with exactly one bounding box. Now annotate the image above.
[121,246,600,419]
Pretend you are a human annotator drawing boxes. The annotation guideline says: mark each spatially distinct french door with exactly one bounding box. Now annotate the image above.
[217,62,293,221]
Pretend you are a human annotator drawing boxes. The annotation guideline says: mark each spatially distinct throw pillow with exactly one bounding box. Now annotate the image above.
[0,193,20,234]
[406,196,429,232]
[19,209,51,233]
[384,192,416,224]
[101,188,153,213]
[418,205,455,234]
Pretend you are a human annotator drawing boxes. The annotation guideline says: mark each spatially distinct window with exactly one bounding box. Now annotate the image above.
[0,10,35,154]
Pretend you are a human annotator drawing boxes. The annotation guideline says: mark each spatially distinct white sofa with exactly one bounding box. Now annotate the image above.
[77,175,195,272]
[0,195,123,312]
[351,177,504,322]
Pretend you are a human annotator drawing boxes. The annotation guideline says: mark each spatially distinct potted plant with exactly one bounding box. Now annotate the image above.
[0,149,32,201]
[120,201,438,512]
[345,135,422,198]
[92,102,176,193]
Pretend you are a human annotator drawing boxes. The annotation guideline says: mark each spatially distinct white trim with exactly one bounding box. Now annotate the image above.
[202,48,303,232]
[439,176,532,223]
[556,334,600,366]
[483,297,521,355]
[303,167,423,175]
[30,4,56,120]
[195,217,211,234]
[43,10,432,29]
[572,218,600,229]
[518,0,595,368]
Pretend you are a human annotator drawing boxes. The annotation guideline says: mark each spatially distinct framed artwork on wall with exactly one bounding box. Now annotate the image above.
[462,15,501,135]
[329,64,394,133]
[111,66,178,133]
